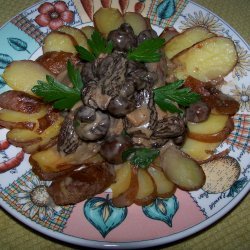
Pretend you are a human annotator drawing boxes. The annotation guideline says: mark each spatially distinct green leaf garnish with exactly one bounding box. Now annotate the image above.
[31,61,84,110]
[76,30,113,61]
[127,38,165,62]
[153,80,201,113]
[122,147,160,169]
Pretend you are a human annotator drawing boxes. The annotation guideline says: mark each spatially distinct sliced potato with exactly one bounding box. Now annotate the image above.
[148,165,176,198]
[43,31,78,54]
[30,142,98,173]
[81,26,95,39]
[181,137,220,161]
[188,117,234,143]
[123,12,148,35]
[0,107,47,124]
[0,90,44,113]
[7,129,41,147]
[2,60,53,95]
[160,27,179,43]
[58,25,89,50]
[201,156,240,193]
[93,8,124,37]
[165,27,215,59]
[173,37,238,82]
[36,51,80,75]
[188,114,229,135]
[134,168,156,206]
[111,162,132,198]
[111,164,139,207]
[161,146,205,190]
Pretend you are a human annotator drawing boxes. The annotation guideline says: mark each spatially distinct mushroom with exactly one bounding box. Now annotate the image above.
[74,106,110,141]
[107,23,137,52]
[57,113,81,154]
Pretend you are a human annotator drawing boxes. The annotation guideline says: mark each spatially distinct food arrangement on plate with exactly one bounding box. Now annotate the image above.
[0,6,241,208]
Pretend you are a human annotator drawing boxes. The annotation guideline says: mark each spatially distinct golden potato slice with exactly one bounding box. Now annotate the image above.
[81,26,95,39]
[43,31,78,54]
[161,146,205,191]
[7,129,41,147]
[134,168,156,206]
[22,116,63,153]
[187,114,229,134]
[181,137,220,161]
[58,25,89,50]
[110,162,132,198]
[173,37,238,82]
[201,156,240,193]
[123,12,148,35]
[93,8,124,37]
[148,166,176,198]
[111,163,139,207]
[164,27,215,59]
[0,107,47,123]
[2,60,53,95]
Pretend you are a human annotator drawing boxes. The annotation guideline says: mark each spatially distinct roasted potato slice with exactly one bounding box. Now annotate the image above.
[164,27,215,59]
[181,137,220,161]
[0,107,48,130]
[43,31,78,54]
[188,117,234,143]
[36,51,80,75]
[161,146,205,190]
[81,26,95,39]
[93,8,124,38]
[123,12,149,35]
[0,90,44,113]
[173,37,238,82]
[188,114,229,135]
[2,60,53,95]
[147,165,176,198]
[111,163,139,207]
[58,25,89,50]
[134,168,156,206]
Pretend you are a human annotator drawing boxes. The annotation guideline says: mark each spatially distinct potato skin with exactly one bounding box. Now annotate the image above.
[36,51,80,75]
[0,90,44,113]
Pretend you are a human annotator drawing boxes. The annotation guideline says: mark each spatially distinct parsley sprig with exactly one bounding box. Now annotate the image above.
[76,30,165,63]
[153,80,201,113]
[127,38,165,62]
[122,148,160,169]
[31,61,84,110]
[76,30,113,62]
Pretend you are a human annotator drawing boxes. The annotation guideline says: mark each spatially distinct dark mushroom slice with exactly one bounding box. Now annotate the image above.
[107,23,137,52]
[74,106,110,141]
[107,95,136,117]
[137,29,158,44]
[99,134,133,164]
[185,101,211,123]
[57,113,80,154]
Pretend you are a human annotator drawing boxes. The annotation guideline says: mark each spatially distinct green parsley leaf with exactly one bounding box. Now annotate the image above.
[31,61,83,110]
[122,147,160,169]
[153,80,201,113]
[127,38,165,63]
[76,30,113,61]
[75,45,95,62]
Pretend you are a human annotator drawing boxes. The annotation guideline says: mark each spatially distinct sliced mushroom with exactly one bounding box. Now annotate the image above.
[74,106,110,141]
[57,113,80,154]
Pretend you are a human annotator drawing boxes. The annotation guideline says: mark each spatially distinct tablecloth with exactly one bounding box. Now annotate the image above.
[0,0,249,249]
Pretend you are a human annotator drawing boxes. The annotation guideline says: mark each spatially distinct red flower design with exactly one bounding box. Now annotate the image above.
[35,1,74,30]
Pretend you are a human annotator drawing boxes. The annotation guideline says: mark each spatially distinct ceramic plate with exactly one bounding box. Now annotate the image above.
[0,0,249,249]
